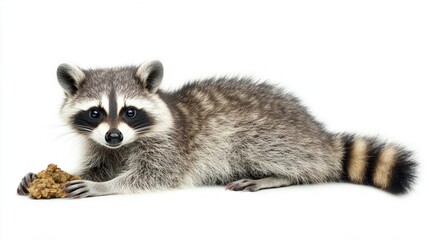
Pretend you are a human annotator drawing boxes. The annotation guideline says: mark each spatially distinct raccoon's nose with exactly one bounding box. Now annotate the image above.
[105,129,123,145]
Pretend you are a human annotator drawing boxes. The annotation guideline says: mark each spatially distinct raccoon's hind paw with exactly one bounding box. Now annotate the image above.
[225,179,263,192]
[64,180,92,199]
[17,172,37,195]
[225,177,292,192]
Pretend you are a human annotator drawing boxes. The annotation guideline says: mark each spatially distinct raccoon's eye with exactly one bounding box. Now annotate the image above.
[125,108,137,118]
[89,108,101,119]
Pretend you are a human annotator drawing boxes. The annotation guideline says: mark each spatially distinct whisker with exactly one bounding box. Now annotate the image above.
[74,125,93,133]
[136,127,152,134]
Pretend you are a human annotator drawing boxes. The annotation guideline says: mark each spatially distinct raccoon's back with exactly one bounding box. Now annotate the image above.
[162,77,324,130]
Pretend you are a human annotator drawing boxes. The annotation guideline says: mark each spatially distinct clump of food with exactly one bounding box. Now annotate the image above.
[28,164,80,199]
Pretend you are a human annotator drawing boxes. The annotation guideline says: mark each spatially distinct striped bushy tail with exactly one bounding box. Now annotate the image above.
[340,134,417,194]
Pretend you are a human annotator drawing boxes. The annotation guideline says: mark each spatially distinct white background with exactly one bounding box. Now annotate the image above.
[1,0,428,239]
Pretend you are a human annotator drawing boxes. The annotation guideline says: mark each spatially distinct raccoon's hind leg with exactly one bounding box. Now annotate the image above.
[225,177,292,192]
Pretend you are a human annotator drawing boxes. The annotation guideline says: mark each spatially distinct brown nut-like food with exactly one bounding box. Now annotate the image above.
[28,164,80,199]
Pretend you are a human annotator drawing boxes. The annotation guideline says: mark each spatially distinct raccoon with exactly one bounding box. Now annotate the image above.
[17,61,417,198]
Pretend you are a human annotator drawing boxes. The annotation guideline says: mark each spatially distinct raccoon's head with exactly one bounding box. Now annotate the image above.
[57,61,173,149]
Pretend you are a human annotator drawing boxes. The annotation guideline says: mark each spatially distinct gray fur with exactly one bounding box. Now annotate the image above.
[16,60,417,198]
[57,61,344,198]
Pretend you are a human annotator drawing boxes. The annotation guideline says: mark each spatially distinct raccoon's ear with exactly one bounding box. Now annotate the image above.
[57,63,85,96]
[135,60,164,93]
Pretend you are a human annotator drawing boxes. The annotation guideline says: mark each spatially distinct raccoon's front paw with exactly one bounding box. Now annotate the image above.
[64,180,93,199]
[17,172,37,195]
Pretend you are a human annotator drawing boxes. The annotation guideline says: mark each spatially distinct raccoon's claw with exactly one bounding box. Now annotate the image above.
[64,180,91,199]
[225,179,261,192]
[17,172,37,195]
